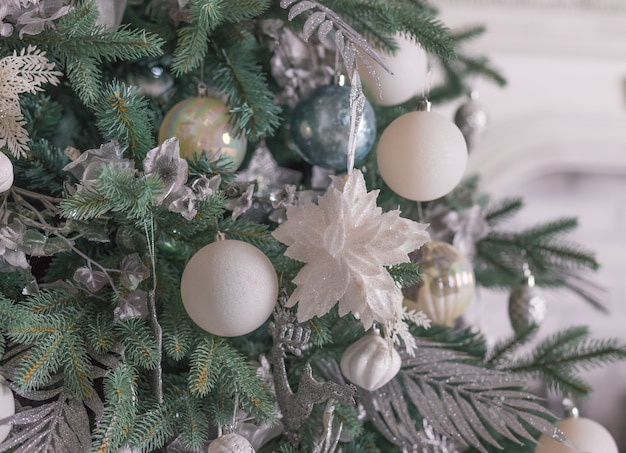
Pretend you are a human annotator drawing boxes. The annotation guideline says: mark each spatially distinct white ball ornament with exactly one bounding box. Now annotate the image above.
[534,416,618,453]
[0,153,14,193]
[377,103,468,202]
[208,433,255,453]
[180,239,278,337]
[361,33,428,106]
[0,379,15,443]
[340,330,401,391]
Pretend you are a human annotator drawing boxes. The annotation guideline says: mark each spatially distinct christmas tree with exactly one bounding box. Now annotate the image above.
[0,1,624,452]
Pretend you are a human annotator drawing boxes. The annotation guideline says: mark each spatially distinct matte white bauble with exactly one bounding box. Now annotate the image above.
[377,110,468,201]
[208,433,255,453]
[0,380,15,443]
[361,34,428,106]
[534,416,618,453]
[0,153,14,193]
[180,240,278,337]
[340,331,401,391]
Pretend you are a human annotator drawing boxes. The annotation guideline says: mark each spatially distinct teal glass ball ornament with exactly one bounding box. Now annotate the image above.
[158,97,247,170]
[290,84,376,171]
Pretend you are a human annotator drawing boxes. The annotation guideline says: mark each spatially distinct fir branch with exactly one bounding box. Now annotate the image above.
[94,82,155,162]
[161,301,195,361]
[205,33,282,139]
[59,165,160,222]
[48,1,164,106]
[91,364,138,453]
[115,319,160,370]
[11,139,69,197]
[187,337,224,397]
[169,390,210,451]
[127,401,175,452]
[494,327,626,398]
[484,197,524,226]
[85,312,116,355]
[218,216,284,255]
[171,0,271,75]
[485,325,539,367]
[387,261,421,289]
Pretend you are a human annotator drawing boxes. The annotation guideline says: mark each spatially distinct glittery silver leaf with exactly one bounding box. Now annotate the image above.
[120,253,150,291]
[357,339,574,452]
[0,390,92,453]
[73,267,108,292]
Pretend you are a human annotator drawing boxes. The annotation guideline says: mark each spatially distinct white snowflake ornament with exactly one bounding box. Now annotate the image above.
[272,169,430,351]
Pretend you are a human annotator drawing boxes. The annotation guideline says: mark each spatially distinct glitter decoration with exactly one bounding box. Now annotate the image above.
[453,91,488,152]
[357,339,572,452]
[268,302,357,443]
[0,389,93,452]
[508,263,548,334]
[158,97,247,170]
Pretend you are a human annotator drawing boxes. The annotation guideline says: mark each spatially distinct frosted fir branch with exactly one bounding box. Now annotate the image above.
[383,306,431,356]
[0,45,62,157]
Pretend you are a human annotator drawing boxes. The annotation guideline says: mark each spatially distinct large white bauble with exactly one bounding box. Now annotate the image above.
[377,110,468,201]
[340,331,401,391]
[534,416,618,453]
[208,433,255,453]
[0,153,14,193]
[0,380,15,443]
[361,34,428,106]
[180,240,278,337]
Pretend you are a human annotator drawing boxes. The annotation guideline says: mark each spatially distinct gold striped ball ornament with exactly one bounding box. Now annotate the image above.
[403,241,475,327]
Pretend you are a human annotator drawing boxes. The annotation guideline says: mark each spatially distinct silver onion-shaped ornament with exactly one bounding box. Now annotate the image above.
[208,433,255,453]
[453,91,488,152]
[508,266,547,334]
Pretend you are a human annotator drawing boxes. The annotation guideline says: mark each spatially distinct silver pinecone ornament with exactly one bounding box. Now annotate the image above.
[207,433,255,453]
[508,264,547,334]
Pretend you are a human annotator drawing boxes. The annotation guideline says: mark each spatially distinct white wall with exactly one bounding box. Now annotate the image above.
[431,0,626,445]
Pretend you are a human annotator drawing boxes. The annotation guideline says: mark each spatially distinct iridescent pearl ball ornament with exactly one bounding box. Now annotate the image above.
[180,239,278,337]
[0,379,15,443]
[403,241,475,327]
[290,84,376,170]
[508,265,547,334]
[158,97,247,170]
[340,330,401,391]
[377,101,468,201]
[0,153,14,193]
[208,433,255,453]
[360,33,428,106]
[535,415,618,453]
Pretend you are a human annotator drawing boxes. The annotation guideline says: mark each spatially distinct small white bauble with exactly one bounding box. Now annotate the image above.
[180,240,278,337]
[0,380,15,443]
[208,433,255,453]
[0,153,14,193]
[340,330,401,391]
[534,416,618,453]
[377,109,467,201]
[361,34,428,106]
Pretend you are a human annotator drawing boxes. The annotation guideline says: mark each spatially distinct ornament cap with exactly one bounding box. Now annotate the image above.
[417,99,431,112]
[563,397,580,419]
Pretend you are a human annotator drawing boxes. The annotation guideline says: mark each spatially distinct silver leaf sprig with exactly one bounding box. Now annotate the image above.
[358,339,576,453]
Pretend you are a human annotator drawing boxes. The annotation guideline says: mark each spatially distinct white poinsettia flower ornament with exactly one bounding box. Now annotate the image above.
[272,169,430,350]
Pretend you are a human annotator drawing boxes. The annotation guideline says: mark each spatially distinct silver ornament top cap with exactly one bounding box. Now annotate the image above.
[563,397,580,419]
[417,99,431,112]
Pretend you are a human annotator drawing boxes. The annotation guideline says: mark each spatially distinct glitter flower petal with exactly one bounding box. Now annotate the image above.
[143,137,188,203]
[272,169,430,332]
